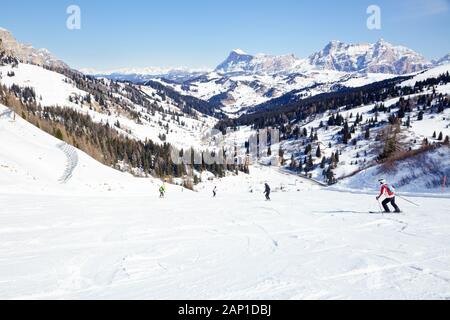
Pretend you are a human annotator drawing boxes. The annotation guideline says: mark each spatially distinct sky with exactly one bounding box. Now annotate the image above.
[1,0,449,70]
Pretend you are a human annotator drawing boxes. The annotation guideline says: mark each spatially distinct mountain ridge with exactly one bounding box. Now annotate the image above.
[83,39,449,78]
[0,28,68,69]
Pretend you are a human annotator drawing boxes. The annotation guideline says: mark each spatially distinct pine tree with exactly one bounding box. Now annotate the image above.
[305,155,314,173]
[316,145,321,158]
[290,155,296,169]
[406,116,411,128]
[418,111,424,121]
[444,136,450,145]
[320,157,326,169]
[298,158,303,173]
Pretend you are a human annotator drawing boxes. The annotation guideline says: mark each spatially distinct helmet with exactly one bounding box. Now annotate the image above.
[378,178,386,184]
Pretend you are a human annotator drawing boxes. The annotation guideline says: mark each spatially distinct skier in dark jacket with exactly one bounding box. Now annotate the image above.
[264,183,271,201]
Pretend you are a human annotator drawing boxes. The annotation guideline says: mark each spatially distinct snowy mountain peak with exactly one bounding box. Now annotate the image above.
[214,50,307,75]
[309,39,431,74]
[215,50,255,74]
[232,48,247,55]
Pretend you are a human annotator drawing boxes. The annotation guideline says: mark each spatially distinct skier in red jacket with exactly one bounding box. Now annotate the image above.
[376,179,401,213]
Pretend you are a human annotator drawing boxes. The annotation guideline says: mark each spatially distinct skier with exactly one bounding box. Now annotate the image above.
[376,179,401,213]
[264,183,271,201]
[159,183,166,198]
[213,186,217,198]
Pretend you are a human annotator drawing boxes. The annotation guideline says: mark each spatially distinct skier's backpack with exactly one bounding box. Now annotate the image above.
[386,184,396,195]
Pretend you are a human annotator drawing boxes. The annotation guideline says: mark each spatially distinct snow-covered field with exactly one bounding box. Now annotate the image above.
[2,104,450,300]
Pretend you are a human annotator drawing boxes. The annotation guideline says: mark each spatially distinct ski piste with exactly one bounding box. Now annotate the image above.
[316,210,404,215]
[1,4,450,302]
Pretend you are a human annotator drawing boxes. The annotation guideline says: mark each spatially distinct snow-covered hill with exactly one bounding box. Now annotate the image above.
[1,104,450,299]
[339,146,450,193]
[156,68,397,116]
[0,62,217,150]
[0,103,157,194]
[2,101,450,299]
[217,64,450,193]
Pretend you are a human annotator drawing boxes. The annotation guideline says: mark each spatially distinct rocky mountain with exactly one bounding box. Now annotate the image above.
[433,53,450,66]
[158,40,450,114]
[214,49,307,75]
[214,40,433,76]
[0,27,68,69]
[309,39,431,74]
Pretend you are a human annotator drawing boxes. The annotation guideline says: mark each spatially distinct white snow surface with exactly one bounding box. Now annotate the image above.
[1,104,450,299]
[401,64,450,87]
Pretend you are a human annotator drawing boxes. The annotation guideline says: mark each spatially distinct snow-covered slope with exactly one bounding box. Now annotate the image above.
[157,69,397,116]
[401,64,450,87]
[1,119,450,298]
[0,103,157,194]
[0,63,87,108]
[339,146,450,193]
[0,62,217,150]
[1,35,450,299]
[218,64,450,193]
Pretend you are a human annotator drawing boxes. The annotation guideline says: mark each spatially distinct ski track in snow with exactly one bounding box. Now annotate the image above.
[0,109,13,119]
[1,185,449,300]
[2,101,450,299]
[57,143,78,184]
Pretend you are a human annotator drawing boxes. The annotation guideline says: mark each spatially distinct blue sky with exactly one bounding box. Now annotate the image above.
[1,0,449,70]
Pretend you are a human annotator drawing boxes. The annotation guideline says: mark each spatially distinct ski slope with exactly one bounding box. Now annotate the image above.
[2,104,450,299]
[0,104,157,194]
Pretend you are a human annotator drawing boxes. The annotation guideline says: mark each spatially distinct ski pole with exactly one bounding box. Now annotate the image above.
[377,199,384,214]
[397,195,420,207]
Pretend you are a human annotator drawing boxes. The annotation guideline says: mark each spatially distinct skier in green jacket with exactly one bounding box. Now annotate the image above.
[159,183,166,198]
